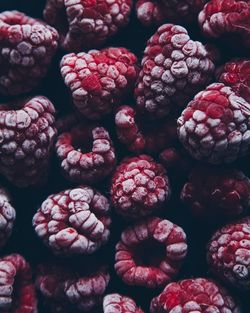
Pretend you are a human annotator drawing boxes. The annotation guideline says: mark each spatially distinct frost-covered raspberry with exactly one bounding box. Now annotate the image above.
[0,253,37,313]
[55,124,116,184]
[103,294,144,313]
[111,155,170,219]
[0,11,58,96]
[115,105,177,154]
[33,185,111,256]
[0,96,57,187]
[44,0,132,51]
[135,24,215,119]
[150,277,240,313]
[60,47,138,120]
[178,83,250,164]
[207,218,250,290]
[181,166,250,221]
[115,217,187,288]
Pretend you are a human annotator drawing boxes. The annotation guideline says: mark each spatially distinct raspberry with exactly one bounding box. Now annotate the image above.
[150,277,240,313]
[103,294,144,313]
[115,217,187,288]
[207,218,250,290]
[181,166,250,221]
[134,24,215,119]
[55,124,116,184]
[0,96,57,187]
[0,253,37,313]
[115,105,177,154]
[177,83,250,164]
[33,185,111,256]
[111,155,171,219]
[44,0,132,51]
[0,11,58,96]
[60,47,138,120]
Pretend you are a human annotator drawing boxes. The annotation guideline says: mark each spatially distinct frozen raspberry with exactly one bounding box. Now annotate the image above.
[0,253,37,313]
[103,294,144,313]
[111,155,170,219]
[33,185,111,256]
[207,218,250,290]
[60,47,138,120]
[44,0,132,51]
[134,24,215,119]
[0,96,57,187]
[181,166,250,221]
[55,124,116,184]
[177,83,250,164]
[150,277,240,313]
[115,217,187,288]
[0,11,58,96]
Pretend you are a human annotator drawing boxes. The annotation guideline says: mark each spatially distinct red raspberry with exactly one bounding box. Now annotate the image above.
[134,24,215,119]
[115,217,187,288]
[177,83,250,164]
[60,47,138,120]
[207,218,250,290]
[0,253,37,313]
[33,185,111,256]
[111,155,171,219]
[150,277,240,313]
[103,294,144,313]
[181,166,250,221]
[55,124,116,184]
[0,96,57,187]
[115,105,177,154]
[44,0,132,51]
[0,11,58,96]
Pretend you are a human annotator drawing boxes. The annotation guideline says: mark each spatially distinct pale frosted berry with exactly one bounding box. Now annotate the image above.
[103,294,144,313]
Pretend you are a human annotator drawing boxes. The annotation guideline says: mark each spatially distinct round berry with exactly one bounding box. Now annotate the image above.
[103,294,144,313]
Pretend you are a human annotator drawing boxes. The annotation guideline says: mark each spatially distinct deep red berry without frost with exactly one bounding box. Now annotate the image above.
[103,294,144,313]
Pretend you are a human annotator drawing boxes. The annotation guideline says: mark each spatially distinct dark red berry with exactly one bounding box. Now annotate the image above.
[103,294,144,313]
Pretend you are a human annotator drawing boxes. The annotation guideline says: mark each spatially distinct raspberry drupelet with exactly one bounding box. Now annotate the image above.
[55,124,116,184]
[134,24,215,119]
[207,218,250,290]
[150,277,241,313]
[103,294,144,313]
[115,217,187,289]
[60,47,138,120]
[0,96,57,187]
[0,11,58,96]
[44,0,132,51]
[33,185,111,256]
[111,155,171,219]
[0,253,37,313]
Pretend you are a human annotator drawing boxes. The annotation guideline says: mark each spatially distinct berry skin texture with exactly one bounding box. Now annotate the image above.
[0,253,37,313]
[134,24,215,119]
[44,0,132,51]
[55,124,116,184]
[0,96,57,187]
[0,11,58,96]
[177,83,250,164]
[115,217,187,289]
[150,278,240,313]
[207,218,250,290]
[60,47,138,120]
[111,155,171,219]
[33,185,111,256]
[103,294,144,313]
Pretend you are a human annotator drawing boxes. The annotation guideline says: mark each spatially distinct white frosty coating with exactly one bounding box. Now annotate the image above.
[0,188,15,248]
[104,293,144,313]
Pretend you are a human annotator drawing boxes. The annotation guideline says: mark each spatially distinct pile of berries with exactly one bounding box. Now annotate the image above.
[0,0,250,312]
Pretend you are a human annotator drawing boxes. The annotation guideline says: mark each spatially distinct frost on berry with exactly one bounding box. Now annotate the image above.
[111,155,171,219]
[55,123,116,184]
[115,217,187,288]
[0,254,37,313]
[135,24,215,119]
[0,96,57,187]
[103,294,144,313]
[0,10,58,96]
[33,185,111,256]
[44,0,132,51]
[150,278,240,313]
[60,47,138,119]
